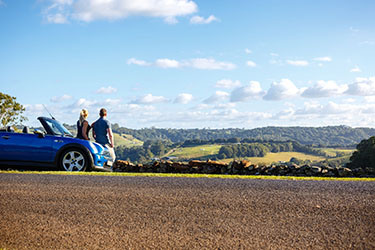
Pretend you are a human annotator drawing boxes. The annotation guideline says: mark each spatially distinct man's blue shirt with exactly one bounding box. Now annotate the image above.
[93,117,110,145]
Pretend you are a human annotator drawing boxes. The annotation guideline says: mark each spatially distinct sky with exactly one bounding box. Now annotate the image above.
[1,0,375,129]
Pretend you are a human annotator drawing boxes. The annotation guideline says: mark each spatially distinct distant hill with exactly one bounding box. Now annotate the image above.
[112,124,375,147]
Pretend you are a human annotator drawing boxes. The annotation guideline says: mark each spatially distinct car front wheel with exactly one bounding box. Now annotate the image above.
[60,149,88,171]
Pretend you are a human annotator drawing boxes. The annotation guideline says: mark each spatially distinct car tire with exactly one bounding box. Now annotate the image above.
[59,148,89,172]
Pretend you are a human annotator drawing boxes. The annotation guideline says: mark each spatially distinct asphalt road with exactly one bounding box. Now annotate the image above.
[0,173,374,249]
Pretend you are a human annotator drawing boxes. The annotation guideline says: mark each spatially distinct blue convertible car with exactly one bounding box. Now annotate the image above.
[0,117,113,171]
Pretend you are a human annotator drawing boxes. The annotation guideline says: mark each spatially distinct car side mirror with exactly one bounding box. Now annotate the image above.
[34,129,45,138]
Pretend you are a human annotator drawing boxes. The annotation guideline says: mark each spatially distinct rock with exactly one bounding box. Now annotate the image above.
[352,168,366,177]
[202,164,219,174]
[365,167,375,176]
[172,162,190,172]
[336,167,353,177]
[241,160,252,168]
[311,166,322,175]
[323,171,335,177]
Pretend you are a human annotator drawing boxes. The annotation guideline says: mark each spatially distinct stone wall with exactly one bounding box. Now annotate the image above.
[112,160,375,177]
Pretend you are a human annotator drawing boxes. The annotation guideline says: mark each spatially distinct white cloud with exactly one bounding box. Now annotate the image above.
[214,103,236,109]
[174,93,193,104]
[127,58,151,66]
[263,79,300,101]
[0,0,4,6]
[96,86,117,94]
[193,103,210,110]
[187,58,236,70]
[295,101,359,115]
[245,48,252,54]
[345,98,357,103]
[44,0,198,23]
[24,104,45,114]
[360,41,375,45]
[190,15,218,24]
[350,66,361,73]
[50,94,73,103]
[345,77,375,96]
[230,81,265,102]
[286,60,309,66]
[47,13,69,24]
[164,16,178,24]
[313,57,332,62]
[69,98,97,109]
[269,53,282,65]
[301,80,348,98]
[25,96,375,128]
[215,79,241,89]
[350,26,360,33]
[127,57,236,70]
[265,100,375,127]
[131,94,169,104]
[203,91,229,104]
[149,108,272,128]
[273,108,295,120]
[246,60,256,67]
[155,58,181,68]
[364,96,375,103]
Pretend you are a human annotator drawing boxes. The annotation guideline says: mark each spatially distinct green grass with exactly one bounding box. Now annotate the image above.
[1,170,375,182]
[320,148,354,157]
[220,152,326,164]
[167,144,221,159]
[113,133,143,147]
[165,145,351,164]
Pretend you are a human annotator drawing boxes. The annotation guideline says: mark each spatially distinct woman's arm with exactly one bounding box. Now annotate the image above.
[91,122,96,140]
[82,121,89,140]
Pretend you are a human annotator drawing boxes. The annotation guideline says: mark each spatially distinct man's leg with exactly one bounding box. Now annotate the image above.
[105,144,116,161]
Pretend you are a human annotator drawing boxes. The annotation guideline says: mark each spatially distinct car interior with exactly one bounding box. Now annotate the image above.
[22,126,31,134]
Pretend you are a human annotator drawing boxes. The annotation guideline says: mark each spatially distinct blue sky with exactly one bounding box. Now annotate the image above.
[1,0,375,128]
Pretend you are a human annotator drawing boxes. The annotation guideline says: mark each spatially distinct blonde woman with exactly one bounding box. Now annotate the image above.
[76,109,91,140]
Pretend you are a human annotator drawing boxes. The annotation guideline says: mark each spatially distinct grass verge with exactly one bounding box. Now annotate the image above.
[1,170,375,182]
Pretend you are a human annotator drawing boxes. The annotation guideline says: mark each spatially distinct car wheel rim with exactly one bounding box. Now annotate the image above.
[62,151,85,171]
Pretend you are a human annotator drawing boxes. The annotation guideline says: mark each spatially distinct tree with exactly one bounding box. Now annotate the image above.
[0,92,27,127]
[347,136,375,169]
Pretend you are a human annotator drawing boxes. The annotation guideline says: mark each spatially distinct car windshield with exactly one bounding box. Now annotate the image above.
[44,119,73,137]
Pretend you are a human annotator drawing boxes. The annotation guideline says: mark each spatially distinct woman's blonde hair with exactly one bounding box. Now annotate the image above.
[79,109,89,126]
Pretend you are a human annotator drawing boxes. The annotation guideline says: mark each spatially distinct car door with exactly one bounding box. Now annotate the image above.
[0,132,54,163]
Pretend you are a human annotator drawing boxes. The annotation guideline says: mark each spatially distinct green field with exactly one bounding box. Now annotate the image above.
[320,148,354,157]
[218,152,326,164]
[233,152,326,164]
[113,133,143,147]
[166,144,221,159]
[165,144,340,164]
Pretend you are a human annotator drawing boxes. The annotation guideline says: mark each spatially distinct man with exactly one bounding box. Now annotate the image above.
[92,108,116,163]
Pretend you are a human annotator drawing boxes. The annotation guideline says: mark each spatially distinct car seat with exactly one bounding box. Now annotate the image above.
[23,126,31,134]
[6,126,14,132]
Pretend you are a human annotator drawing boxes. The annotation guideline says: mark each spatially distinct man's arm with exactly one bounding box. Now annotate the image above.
[107,128,114,148]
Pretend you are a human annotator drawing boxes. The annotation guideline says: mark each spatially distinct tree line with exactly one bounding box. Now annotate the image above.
[217,141,330,159]
[115,140,174,163]
[114,138,336,164]
[112,124,372,147]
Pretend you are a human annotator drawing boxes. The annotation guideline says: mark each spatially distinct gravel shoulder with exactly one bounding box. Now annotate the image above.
[1,173,375,249]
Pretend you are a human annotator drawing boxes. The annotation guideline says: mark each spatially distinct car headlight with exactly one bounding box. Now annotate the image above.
[103,149,111,158]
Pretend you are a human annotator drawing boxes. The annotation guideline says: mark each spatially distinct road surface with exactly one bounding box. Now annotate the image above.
[1,173,374,249]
